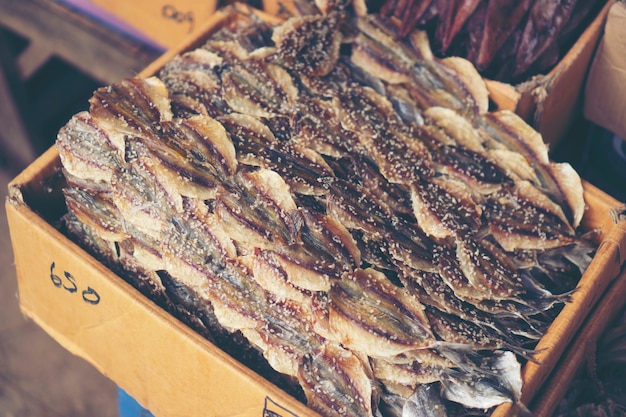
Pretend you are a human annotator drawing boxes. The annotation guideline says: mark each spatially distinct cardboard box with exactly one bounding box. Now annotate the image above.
[7,149,314,417]
[529,236,626,417]
[584,1,626,140]
[90,0,217,49]
[6,6,626,417]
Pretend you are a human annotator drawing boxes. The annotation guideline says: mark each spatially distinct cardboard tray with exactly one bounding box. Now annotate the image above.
[6,5,626,417]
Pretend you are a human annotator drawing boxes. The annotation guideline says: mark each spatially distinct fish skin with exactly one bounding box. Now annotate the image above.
[328,268,434,357]
[298,342,379,417]
[353,15,489,116]
[110,141,181,239]
[242,297,324,377]
[402,383,449,417]
[425,305,504,350]
[398,266,532,349]
[215,169,299,249]
[63,187,127,242]
[410,177,482,238]
[159,52,228,118]
[456,236,526,301]
[338,86,434,184]
[138,119,234,201]
[272,12,344,76]
[483,181,577,251]
[372,349,454,391]
[292,95,364,157]
[161,213,267,331]
[479,110,585,227]
[219,57,299,118]
[56,111,123,183]
[89,77,172,148]
[440,350,526,411]
[251,248,315,304]
[298,208,362,271]
[259,142,336,196]
[261,246,335,292]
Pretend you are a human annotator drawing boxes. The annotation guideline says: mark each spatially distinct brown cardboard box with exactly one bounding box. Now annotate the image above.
[530,232,626,417]
[90,0,217,49]
[7,149,316,417]
[584,1,626,140]
[6,6,626,417]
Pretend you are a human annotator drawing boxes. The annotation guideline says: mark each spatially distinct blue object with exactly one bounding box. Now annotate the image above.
[117,387,155,417]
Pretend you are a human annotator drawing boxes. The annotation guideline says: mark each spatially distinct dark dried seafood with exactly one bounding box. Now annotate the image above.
[376,0,604,83]
[56,7,595,417]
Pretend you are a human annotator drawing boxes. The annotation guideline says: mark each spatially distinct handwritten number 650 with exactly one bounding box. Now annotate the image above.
[50,262,101,305]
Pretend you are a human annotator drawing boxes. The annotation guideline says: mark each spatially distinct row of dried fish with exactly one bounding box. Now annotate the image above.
[281,0,604,83]
[56,7,594,417]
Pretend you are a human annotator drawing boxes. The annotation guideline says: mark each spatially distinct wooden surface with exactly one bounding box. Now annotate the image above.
[0,0,162,83]
[0,0,162,170]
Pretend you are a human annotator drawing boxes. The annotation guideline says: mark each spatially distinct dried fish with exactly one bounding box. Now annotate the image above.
[55,9,596,417]
[327,268,434,356]
[273,12,344,76]
[57,111,122,183]
[298,343,379,417]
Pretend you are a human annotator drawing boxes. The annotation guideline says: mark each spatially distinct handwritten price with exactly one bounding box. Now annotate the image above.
[50,262,101,305]
[162,4,195,33]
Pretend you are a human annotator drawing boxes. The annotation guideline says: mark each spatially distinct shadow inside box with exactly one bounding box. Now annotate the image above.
[553,121,626,204]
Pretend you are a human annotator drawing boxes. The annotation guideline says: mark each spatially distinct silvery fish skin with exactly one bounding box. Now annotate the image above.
[298,343,379,417]
[57,111,123,183]
[62,187,127,242]
[55,8,595,417]
[327,268,434,357]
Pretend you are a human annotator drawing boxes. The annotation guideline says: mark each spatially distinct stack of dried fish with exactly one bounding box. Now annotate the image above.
[377,0,604,83]
[56,6,595,417]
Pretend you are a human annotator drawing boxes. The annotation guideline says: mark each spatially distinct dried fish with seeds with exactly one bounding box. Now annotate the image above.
[63,187,126,242]
[57,112,123,183]
[273,12,344,76]
[89,77,172,149]
[328,268,434,356]
[55,8,597,417]
[298,343,379,417]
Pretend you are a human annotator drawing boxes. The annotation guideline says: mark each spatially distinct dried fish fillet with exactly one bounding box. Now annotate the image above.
[56,8,595,417]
